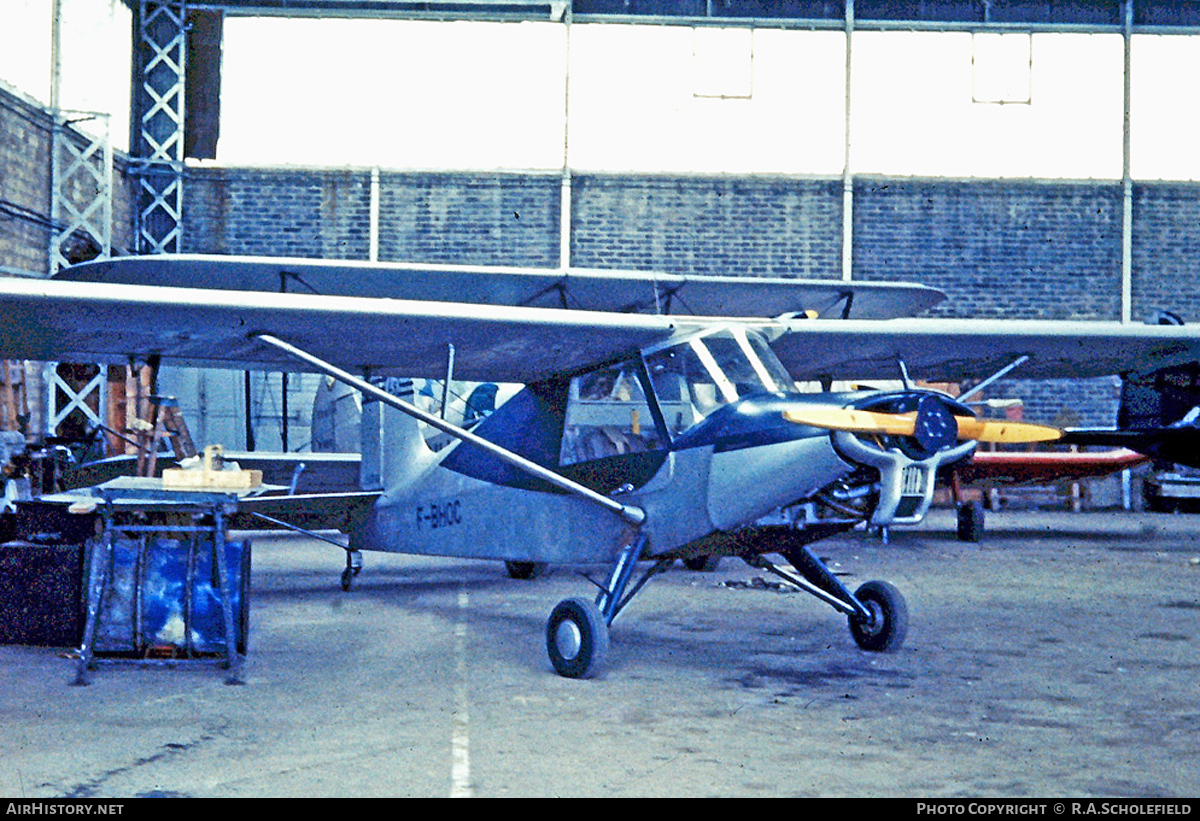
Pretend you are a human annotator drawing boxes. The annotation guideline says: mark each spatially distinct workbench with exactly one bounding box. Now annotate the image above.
[43,477,256,686]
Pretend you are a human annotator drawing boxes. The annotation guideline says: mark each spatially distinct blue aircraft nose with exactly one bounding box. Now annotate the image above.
[913,394,959,455]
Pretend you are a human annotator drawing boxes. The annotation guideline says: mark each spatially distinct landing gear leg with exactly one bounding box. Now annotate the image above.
[546,532,670,678]
[951,471,985,542]
[340,550,363,592]
[748,543,908,653]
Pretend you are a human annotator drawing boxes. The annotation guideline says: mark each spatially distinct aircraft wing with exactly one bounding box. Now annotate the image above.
[56,255,946,320]
[1060,426,1200,469]
[0,276,679,382]
[954,448,1150,486]
[8,257,1200,387]
[771,318,1200,382]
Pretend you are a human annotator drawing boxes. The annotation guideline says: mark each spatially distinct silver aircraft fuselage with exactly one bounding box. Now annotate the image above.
[350,325,973,566]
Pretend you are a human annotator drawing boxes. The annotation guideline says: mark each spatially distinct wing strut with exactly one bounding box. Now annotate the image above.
[253,333,647,527]
[958,355,1031,403]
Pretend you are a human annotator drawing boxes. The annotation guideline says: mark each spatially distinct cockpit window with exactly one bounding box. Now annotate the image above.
[644,343,723,435]
[745,332,795,393]
[560,359,663,467]
[559,330,794,462]
[703,334,774,398]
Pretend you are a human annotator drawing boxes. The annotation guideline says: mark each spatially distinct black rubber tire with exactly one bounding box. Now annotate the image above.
[546,597,609,679]
[682,555,721,572]
[505,561,546,580]
[956,500,986,543]
[848,580,908,653]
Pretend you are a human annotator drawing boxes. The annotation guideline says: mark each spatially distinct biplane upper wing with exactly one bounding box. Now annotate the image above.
[771,317,1200,382]
[56,255,946,320]
[3,257,1200,386]
[0,276,681,383]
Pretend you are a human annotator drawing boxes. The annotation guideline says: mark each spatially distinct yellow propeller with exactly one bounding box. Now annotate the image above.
[782,406,1063,444]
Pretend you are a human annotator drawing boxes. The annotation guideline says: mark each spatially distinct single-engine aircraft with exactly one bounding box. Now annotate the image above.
[4,254,1200,678]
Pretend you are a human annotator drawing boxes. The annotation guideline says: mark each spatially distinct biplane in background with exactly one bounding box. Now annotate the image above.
[942,356,1200,540]
[3,255,1199,678]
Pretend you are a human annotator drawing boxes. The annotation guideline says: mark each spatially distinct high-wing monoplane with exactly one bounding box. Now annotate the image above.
[4,255,1200,678]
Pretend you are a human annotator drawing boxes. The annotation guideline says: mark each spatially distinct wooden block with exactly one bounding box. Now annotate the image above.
[161,467,263,490]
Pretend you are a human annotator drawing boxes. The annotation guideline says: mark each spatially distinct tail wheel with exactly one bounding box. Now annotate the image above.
[848,580,908,653]
[683,555,721,572]
[546,597,609,679]
[505,561,546,580]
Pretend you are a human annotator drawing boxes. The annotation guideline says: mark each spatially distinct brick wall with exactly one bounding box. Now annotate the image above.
[853,178,1124,321]
[183,167,562,267]
[571,175,842,277]
[183,166,372,259]
[0,89,54,276]
[1133,183,1200,324]
[0,85,136,275]
[378,172,560,267]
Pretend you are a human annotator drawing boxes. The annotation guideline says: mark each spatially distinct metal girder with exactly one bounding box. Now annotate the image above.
[157,1,1200,31]
[49,112,113,274]
[132,0,187,255]
[186,1,566,20]
[44,364,105,437]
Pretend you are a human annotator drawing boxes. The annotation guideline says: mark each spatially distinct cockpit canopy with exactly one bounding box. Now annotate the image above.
[560,327,793,466]
[442,326,800,494]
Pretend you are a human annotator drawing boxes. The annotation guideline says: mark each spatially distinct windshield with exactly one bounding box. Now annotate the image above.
[645,343,722,435]
[643,329,784,436]
[745,332,796,392]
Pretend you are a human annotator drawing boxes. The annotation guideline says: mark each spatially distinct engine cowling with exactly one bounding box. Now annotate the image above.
[829,392,977,526]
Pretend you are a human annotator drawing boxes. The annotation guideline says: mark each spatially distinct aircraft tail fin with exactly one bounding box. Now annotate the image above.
[360,379,430,490]
[1066,340,1200,468]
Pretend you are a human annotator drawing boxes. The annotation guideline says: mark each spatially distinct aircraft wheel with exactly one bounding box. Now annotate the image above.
[848,580,908,653]
[505,561,546,580]
[546,597,609,679]
[683,555,721,572]
[956,500,986,542]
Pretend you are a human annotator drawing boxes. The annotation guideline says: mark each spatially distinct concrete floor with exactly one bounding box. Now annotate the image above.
[0,508,1197,798]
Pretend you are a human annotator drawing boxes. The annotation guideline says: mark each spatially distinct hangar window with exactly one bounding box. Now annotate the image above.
[693,27,754,99]
[972,32,1032,105]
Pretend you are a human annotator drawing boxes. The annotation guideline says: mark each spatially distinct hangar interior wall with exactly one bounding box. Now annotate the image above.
[181,163,1200,328]
[0,85,137,276]
[3,77,1199,469]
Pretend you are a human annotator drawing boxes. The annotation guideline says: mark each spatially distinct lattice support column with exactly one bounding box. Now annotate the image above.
[44,364,105,440]
[49,112,113,274]
[131,0,186,255]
